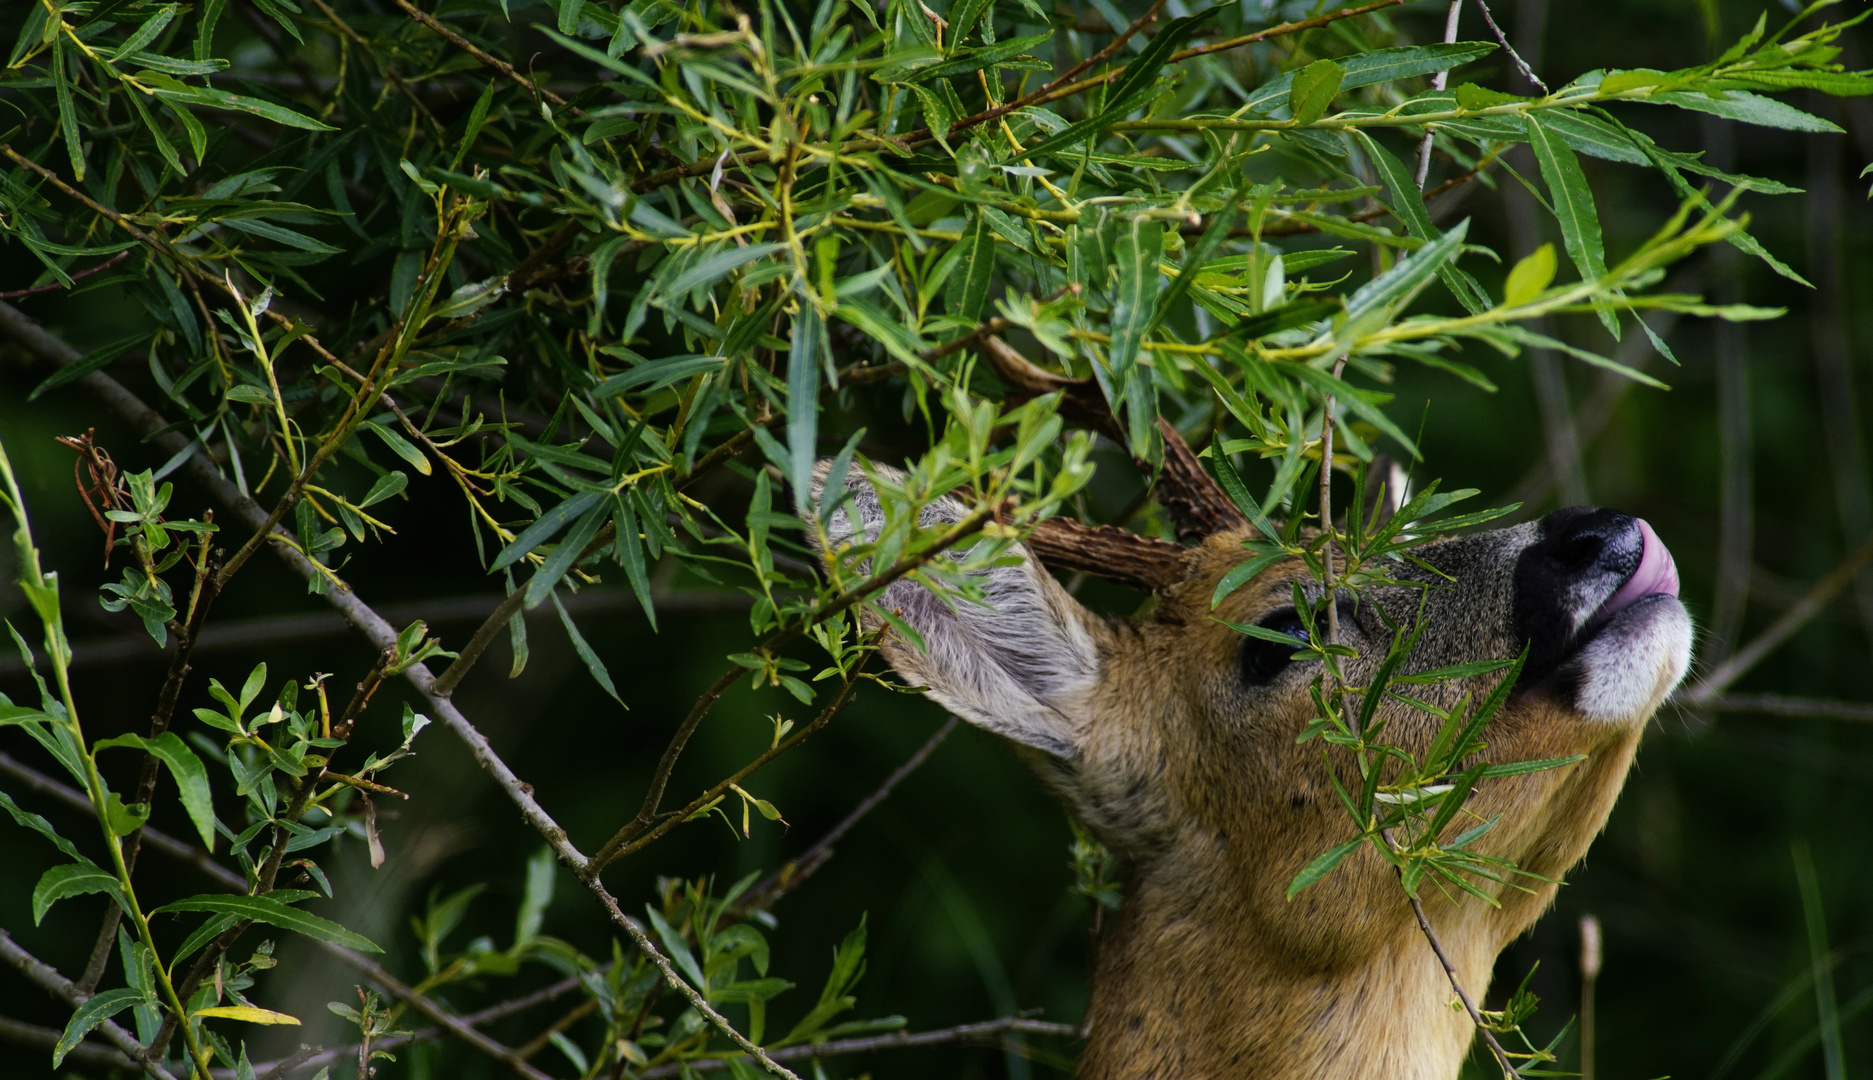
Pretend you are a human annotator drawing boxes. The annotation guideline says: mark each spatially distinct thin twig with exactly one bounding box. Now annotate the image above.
[590,503,998,871]
[1414,2,1464,190]
[1403,893,1519,1075]
[737,717,958,914]
[0,931,184,1080]
[392,0,577,112]
[2,299,798,1080]
[1677,532,1873,706]
[0,301,591,875]
[627,0,1399,193]
[0,1013,151,1070]
[1321,355,1347,648]
[638,1016,1081,1077]
[0,747,578,1080]
[1470,0,1548,93]
[231,975,585,1079]
[600,657,872,867]
[0,250,132,299]
[1672,693,1873,724]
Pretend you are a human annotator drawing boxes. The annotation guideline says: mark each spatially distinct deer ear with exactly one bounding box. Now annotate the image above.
[808,461,1103,759]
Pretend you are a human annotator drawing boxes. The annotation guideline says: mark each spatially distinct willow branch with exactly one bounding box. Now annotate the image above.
[1,301,799,1079]
[1404,893,1519,1076]
[0,931,183,1080]
[600,657,870,867]
[589,502,998,871]
[737,717,958,914]
[1676,531,1873,705]
[640,1016,1081,1076]
[628,0,1400,193]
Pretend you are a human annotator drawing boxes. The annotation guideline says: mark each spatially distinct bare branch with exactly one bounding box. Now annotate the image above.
[1804,102,1873,655]
[0,300,799,1080]
[638,1015,1082,1077]
[0,250,131,300]
[1414,2,1464,190]
[1402,894,1519,1076]
[738,717,958,915]
[1676,532,1873,706]
[1470,0,1548,93]
[0,1013,153,1072]
[1672,693,1873,724]
[0,930,183,1080]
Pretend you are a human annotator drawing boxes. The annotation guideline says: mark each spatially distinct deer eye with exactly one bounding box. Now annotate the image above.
[1239,609,1311,686]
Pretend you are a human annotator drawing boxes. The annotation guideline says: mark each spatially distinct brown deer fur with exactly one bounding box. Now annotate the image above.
[813,465,1691,1079]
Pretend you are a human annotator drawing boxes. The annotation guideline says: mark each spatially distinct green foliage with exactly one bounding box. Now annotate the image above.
[0,0,1868,1074]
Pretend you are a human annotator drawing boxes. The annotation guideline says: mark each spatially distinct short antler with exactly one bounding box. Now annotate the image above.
[982,336,1248,551]
[1024,519,1190,592]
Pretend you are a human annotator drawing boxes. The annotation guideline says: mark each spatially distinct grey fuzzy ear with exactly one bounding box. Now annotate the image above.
[807,461,1103,759]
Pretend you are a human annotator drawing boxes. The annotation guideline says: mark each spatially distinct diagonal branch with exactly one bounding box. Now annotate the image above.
[737,717,958,915]
[1676,531,1873,706]
[0,754,555,1080]
[0,301,800,1080]
[0,930,183,1080]
[638,1015,1082,1077]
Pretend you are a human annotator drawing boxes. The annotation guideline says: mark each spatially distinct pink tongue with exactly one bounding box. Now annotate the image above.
[1600,518,1679,618]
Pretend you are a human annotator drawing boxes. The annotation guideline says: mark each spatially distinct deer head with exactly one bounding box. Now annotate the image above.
[811,341,1692,1079]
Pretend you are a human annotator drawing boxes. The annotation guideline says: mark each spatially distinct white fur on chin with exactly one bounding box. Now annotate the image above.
[1573,594,1693,722]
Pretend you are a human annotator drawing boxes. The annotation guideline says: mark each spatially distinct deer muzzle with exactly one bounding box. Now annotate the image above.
[1514,508,1693,722]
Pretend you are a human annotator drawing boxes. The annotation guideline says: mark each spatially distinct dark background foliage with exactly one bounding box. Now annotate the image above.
[2,0,1871,1077]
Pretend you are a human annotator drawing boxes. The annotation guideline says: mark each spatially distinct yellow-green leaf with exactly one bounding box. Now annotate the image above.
[192,1005,302,1025]
[1289,58,1345,126]
[1503,243,1557,307]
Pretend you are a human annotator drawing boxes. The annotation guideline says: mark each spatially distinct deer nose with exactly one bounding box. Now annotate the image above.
[1514,508,1681,679]
[1545,508,1642,582]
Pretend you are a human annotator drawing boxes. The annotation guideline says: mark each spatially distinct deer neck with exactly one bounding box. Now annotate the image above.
[1079,869,1497,1080]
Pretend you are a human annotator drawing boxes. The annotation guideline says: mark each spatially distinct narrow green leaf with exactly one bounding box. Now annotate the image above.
[1476,754,1586,778]
[524,502,609,607]
[612,494,657,631]
[154,894,383,953]
[30,334,150,401]
[359,470,409,508]
[363,421,430,475]
[0,789,92,865]
[453,79,497,169]
[552,593,624,705]
[1648,89,1841,132]
[787,304,825,509]
[1286,837,1363,898]
[660,242,788,300]
[1244,42,1497,113]
[1525,114,1615,335]
[593,355,726,397]
[53,988,144,1067]
[94,732,218,851]
[33,863,124,925]
[1289,59,1345,125]
[108,4,180,61]
[1152,202,1235,333]
[153,84,337,131]
[1503,243,1556,307]
[1107,215,1162,383]
[952,213,994,322]
[53,35,84,182]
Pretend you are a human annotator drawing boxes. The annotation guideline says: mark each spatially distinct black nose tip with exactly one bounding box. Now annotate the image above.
[1540,508,1641,578]
[1514,508,1643,683]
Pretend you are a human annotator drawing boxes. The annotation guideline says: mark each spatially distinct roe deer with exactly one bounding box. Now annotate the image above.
[811,348,1691,1079]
